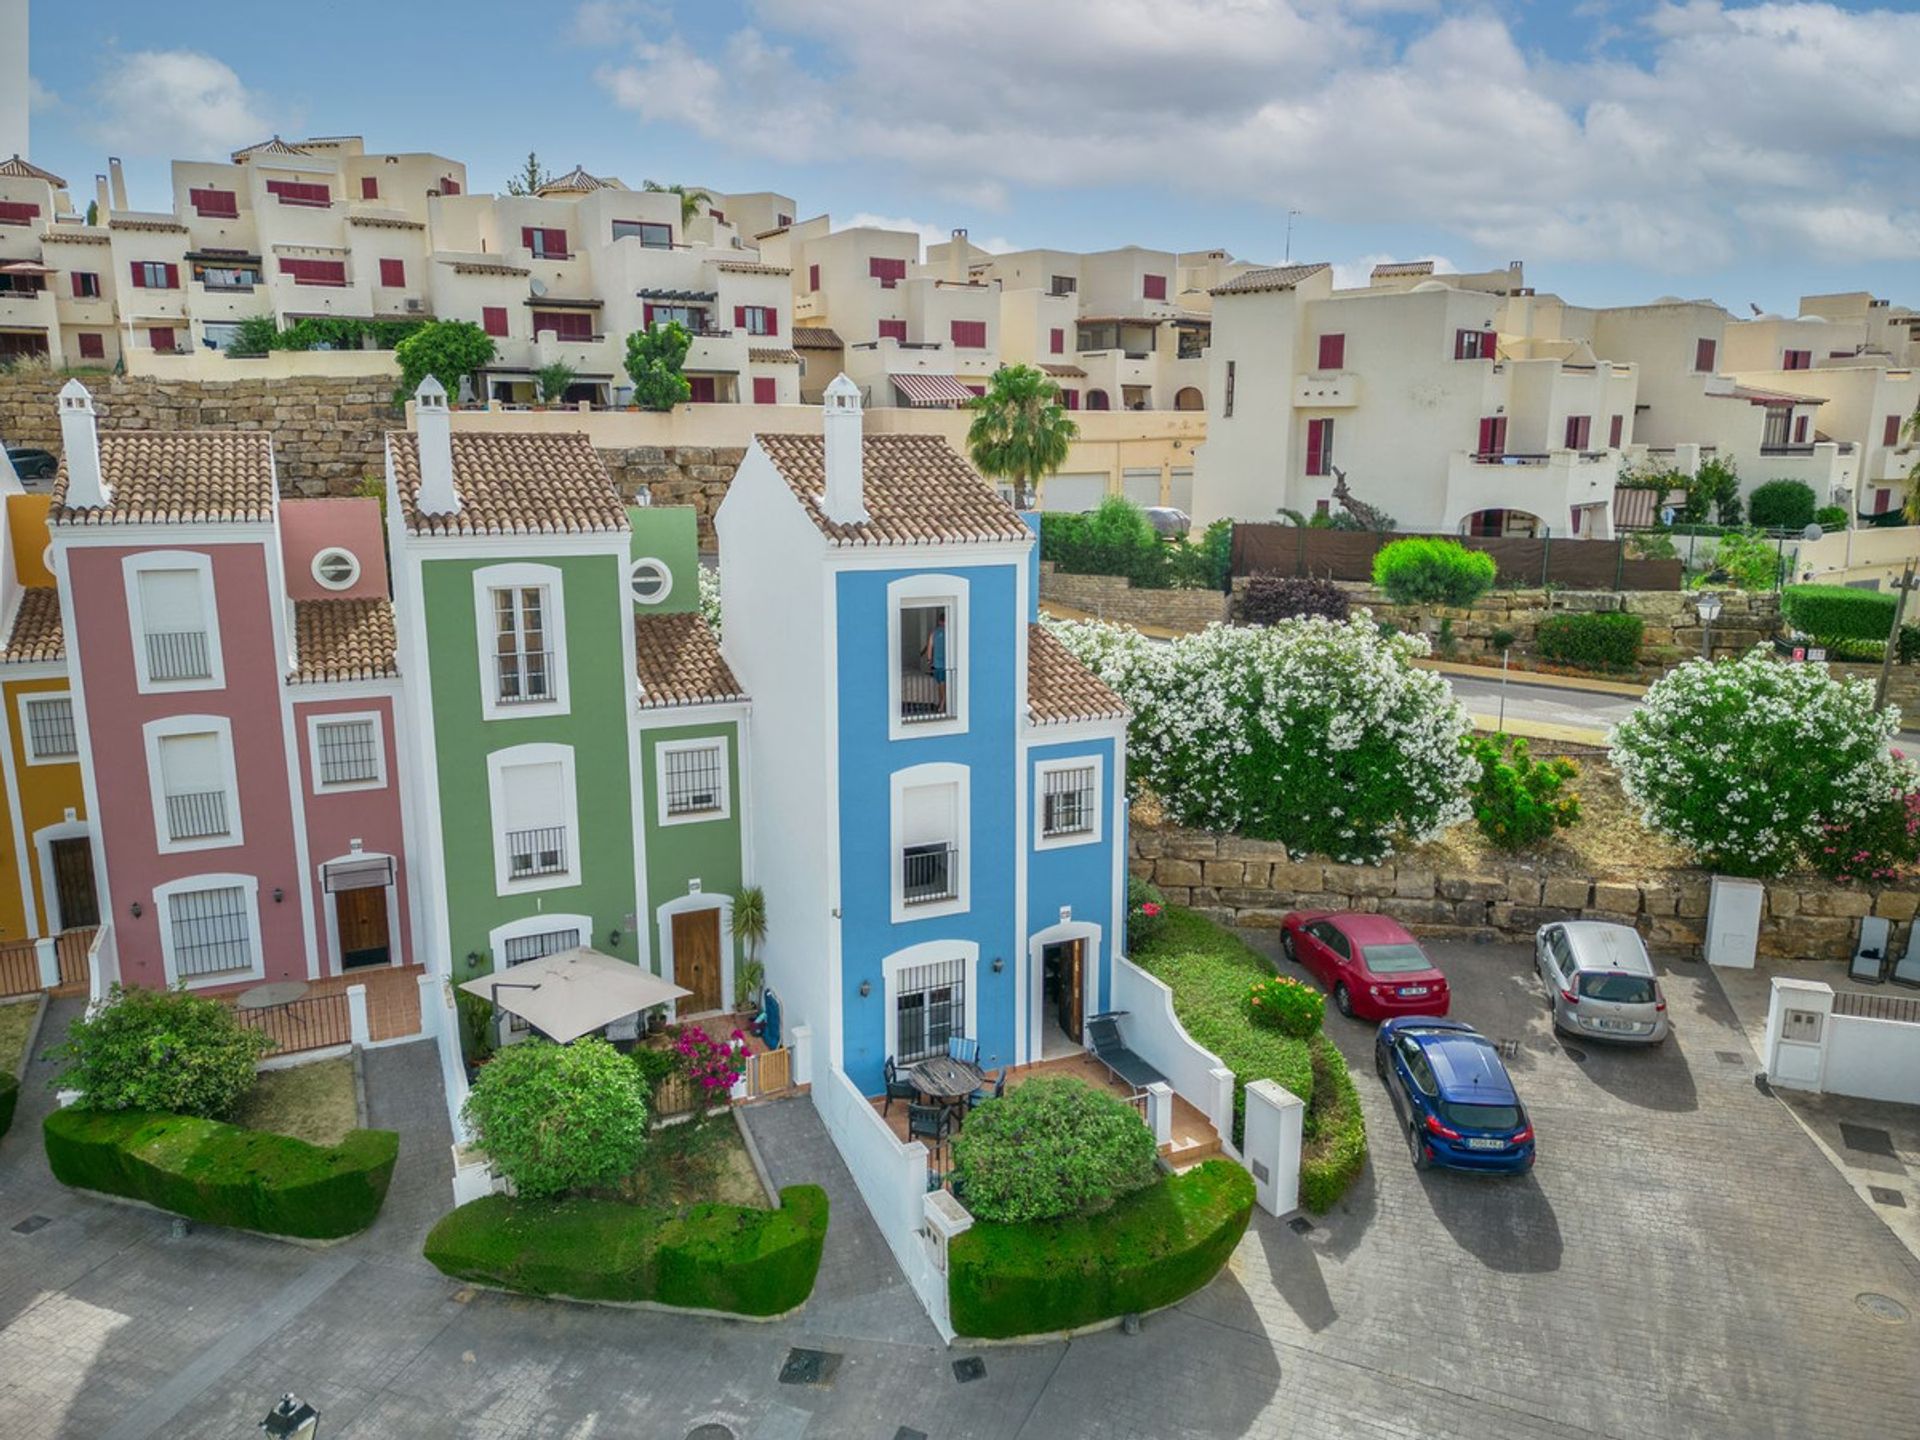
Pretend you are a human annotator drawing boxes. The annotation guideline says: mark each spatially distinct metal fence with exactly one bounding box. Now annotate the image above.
[900,666,959,724]
[165,790,230,842]
[902,844,960,907]
[505,826,568,879]
[233,991,352,1055]
[146,629,212,681]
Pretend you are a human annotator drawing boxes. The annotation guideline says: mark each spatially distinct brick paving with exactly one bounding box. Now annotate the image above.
[2,944,1917,1438]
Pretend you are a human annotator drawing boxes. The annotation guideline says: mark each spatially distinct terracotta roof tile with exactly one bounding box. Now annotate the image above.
[0,154,66,186]
[1370,260,1435,278]
[347,214,425,231]
[791,326,844,350]
[1027,625,1126,725]
[716,261,791,276]
[756,433,1033,547]
[1210,262,1329,296]
[42,228,110,245]
[108,217,188,234]
[292,598,398,683]
[447,259,531,277]
[536,165,613,195]
[634,612,747,709]
[232,136,312,161]
[1,589,64,664]
[51,431,276,526]
[388,431,629,537]
[748,347,800,365]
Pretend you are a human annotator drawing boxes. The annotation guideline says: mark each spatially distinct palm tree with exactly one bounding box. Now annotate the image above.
[966,365,1078,509]
[643,180,713,228]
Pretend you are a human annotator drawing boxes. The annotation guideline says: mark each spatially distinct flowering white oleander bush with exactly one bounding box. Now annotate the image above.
[697,564,722,634]
[1610,648,1918,878]
[1049,616,1476,863]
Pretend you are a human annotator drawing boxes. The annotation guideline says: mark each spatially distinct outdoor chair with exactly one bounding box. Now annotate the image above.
[907,1103,949,1144]
[881,1056,918,1117]
[1849,917,1891,985]
[1087,1013,1169,1091]
[946,1035,980,1065]
[1892,927,1920,990]
[968,1069,1007,1111]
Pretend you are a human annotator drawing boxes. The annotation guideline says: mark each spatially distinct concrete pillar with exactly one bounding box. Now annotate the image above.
[34,938,59,990]
[1242,1078,1305,1217]
[790,1023,814,1087]
[1209,1064,1237,1151]
[347,984,372,1046]
[416,972,440,1039]
[1145,1080,1174,1148]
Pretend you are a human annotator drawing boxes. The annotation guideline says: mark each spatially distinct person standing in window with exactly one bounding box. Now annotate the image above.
[921,611,948,715]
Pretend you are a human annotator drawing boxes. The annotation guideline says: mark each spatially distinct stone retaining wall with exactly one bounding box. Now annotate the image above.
[600,445,747,544]
[1039,565,1230,631]
[1130,823,1916,961]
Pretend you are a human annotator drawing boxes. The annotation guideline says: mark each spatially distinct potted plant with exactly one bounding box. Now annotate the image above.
[733,885,768,1014]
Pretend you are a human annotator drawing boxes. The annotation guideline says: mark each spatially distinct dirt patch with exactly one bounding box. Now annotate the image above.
[233,1056,358,1146]
[0,997,42,1078]
[609,1118,769,1211]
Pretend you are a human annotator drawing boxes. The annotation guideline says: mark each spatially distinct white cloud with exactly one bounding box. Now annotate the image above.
[28,76,58,113]
[844,214,1017,258]
[87,51,278,159]
[1330,253,1457,289]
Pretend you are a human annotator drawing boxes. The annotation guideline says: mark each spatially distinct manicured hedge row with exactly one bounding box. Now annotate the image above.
[1537,612,1644,669]
[949,1160,1254,1339]
[1300,1035,1367,1214]
[422,1185,829,1317]
[44,1108,398,1240]
[1782,585,1898,644]
[0,1073,17,1141]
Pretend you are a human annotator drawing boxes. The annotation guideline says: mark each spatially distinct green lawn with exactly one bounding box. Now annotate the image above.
[607,1117,769,1211]
[233,1056,358,1146]
[0,997,41,1078]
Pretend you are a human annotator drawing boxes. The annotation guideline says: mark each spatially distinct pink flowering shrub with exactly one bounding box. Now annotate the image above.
[674,1024,747,1104]
[1811,787,1920,885]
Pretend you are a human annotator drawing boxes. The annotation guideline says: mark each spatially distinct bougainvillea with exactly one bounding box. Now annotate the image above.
[1050,615,1476,863]
[1610,649,1919,877]
[675,1024,748,1100]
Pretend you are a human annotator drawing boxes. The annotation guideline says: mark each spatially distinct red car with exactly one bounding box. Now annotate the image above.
[1280,911,1450,1021]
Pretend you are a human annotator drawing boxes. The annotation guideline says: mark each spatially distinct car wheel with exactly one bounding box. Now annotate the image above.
[1334,983,1354,1019]
[1280,930,1296,964]
[1408,1122,1431,1172]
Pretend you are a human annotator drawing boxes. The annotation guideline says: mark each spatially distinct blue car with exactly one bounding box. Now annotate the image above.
[1374,1017,1535,1175]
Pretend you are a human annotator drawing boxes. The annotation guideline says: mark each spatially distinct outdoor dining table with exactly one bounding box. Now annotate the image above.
[908,1055,985,1105]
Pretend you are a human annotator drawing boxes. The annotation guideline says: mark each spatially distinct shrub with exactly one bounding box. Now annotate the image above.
[50,986,271,1120]
[0,1071,16,1140]
[1611,648,1919,876]
[394,320,496,403]
[1490,627,1517,652]
[1748,479,1817,531]
[1705,529,1782,591]
[630,1044,678,1101]
[1050,616,1475,863]
[1809,788,1920,885]
[1468,733,1582,851]
[1041,496,1168,589]
[1536,612,1644,669]
[423,1186,828,1316]
[1242,575,1350,626]
[1815,505,1851,530]
[948,1160,1253,1339]
[1299,1036,1367,1214]
[1248,975,1323,1037]
[535,360,576,405]
[463,1038,650,1198]
[673,1024,748,1111]
[1127,875,1167,952]
[1681,456,1743,525]
[1900,624,1920,667]
[44,1107,397,1238]
[1372,538,1497,607]
[1782,584,1898,644]
[952,1078,1159,1224]
[625,322,693,410]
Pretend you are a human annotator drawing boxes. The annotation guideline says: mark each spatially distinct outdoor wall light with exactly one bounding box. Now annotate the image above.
[607,928,623,948]
[128,900,142,919]
[859,979,872,998]
[991,956,1005,974]
[466,950,483,968]
[272,887,284,904]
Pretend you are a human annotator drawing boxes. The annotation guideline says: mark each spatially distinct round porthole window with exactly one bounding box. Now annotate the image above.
[311,547,361,591]
[630,557,673,606]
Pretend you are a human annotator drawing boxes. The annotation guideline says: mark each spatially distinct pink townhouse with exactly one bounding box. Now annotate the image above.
[47,380,413,993]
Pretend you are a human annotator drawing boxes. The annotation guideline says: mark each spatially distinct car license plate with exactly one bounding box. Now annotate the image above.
[1592,1018,1637,1033]
[1466,1137,1506,1150]
[1399,985,1429,997]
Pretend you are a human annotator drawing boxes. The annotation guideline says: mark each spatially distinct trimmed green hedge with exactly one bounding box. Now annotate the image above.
[949,1160,1253,1339]
[1131,908,1314,1144]
[1300,1036,1367,1214]
[0,1072,16,1140]
[1782,584,1897,644]
[1536,612,1644,669]
[44,1108,397,1239]
[422,1185,828,1316]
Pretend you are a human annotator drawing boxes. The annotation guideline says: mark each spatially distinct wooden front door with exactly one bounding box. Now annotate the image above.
[673,908,723,1013]
[50,838,97,930]
[335,886,391,969]
[1053,939,1085,1044]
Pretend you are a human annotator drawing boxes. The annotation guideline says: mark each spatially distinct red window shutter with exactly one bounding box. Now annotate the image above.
[1318,334,1345,370]
[165,264,179,288]
[150,327,174,352]
[521,226,536,250]
[77,333,105,360]
[1483,330,1498,358]
[379,258,405,287]
[809,263,820,291]
[765,310,777,336]
[1477,417,1495,457]
[442,177,460,196]
[878,319,906,342]
[1884,415,1902,447]
[1143,274,1168,301]
[1794,414,1809,444]
[734,306,747,329]
[753,376,777,404]
[71,274,87,298]
[361,176,379,200]
[643,304,656,328]
[482,306,508,337]
[130,262,146,288]
[0,200,39,225]
[950,320,985,348]
[1493,417,1507,454]
[549,228,569,256]
[1565,416,1586,449]
[688,376,716,404]
[1453,329,1466,360]
[1695,338,1716,372]
[1050,328,1064,355]
[1609,414,1624,448]
[1307,419,1330,475]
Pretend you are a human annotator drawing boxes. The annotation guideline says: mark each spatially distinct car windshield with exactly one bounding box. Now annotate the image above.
[1578,972,1656,1004]
[1363,943,1431,974]
[1442,1101,1522,1132]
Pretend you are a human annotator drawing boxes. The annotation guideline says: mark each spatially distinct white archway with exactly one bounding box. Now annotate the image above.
[1027,917,1103,1063]
[656,887,735,1017]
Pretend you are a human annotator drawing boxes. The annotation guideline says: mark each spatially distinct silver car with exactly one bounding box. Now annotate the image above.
[1535,921,1670,1045]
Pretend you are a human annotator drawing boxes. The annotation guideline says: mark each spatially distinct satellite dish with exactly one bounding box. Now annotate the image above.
[529,277,548,298]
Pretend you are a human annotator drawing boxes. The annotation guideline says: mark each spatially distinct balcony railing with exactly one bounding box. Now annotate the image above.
[165,790,230,842]
[494,650,554,704]
[899,665,958,724]
[902,844,960,906]
[506,826,568,880]
[1471,452,1551,466]
[1759,444,1816,457]
[145,629,212,681]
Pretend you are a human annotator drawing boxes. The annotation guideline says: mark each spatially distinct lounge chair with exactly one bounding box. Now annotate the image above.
[1849,917,1891,985]
[946,1036,980,1065]
[1087,1013,1168,1091]
[1892,926,1920,989]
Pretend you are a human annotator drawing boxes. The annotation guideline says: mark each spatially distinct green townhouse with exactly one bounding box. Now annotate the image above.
[387,379,749,1077]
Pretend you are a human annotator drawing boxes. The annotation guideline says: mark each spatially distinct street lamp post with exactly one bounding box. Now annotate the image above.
[1696,591,1722,661]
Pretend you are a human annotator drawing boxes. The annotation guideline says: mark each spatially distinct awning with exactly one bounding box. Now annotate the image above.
[458,947,691,1044]
[0,261,57,276]
[1612,485,1686,530]
[322,855,394,892]
[892,372,975,407]
[522,295,602,309]
[637,288,717,303]
[1039,362,1087,378]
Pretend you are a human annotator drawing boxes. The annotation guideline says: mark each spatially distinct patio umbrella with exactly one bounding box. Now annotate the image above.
[457,947,690,1044]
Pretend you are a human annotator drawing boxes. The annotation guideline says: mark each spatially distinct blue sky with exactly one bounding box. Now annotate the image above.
[21,0,1919,313]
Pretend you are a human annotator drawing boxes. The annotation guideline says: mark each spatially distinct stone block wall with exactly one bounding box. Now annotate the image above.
[1040,565,1230,631]
[600,445,748,545]
[1130,822,1916,962]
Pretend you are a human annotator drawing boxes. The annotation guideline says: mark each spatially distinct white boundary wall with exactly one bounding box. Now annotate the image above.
[1112,954,1238,1155]
[1764,977,1920,1106]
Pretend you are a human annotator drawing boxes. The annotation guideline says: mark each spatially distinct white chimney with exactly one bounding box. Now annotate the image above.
[107,157,128,212]
[57,380,110,511]
[821,373,867,525]
[948,228,968,283]
[413,376,460,516]
[93,174,110,221]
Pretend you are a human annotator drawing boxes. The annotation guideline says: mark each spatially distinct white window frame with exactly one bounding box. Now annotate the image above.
[305,710,388,793]
[655,736,731,827]
[890,761,970,924]
[473,562,570,720]
[310,546,362,592]
[484,912,592,1044]
[143,714,243,854]
[630,556,674,607]
[155,873,265,988]
[887,573,969,741]
[881,940,980,1067]
[20,690,78,766]
[122,551,225,694]
[1034,753,1104,851]
[486,742,580,895]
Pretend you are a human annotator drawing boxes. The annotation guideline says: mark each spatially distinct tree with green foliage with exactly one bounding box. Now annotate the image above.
[1705,529,1785,591]
[505,152,552,196]
[1372,537,1498,606]
[393,320,497,405]
[966,364,1078,509]
[624,322,693,410]
[643,180,712,226]
[1680,456,1743,526]
[228,314,279,358]
[1468,734,1582,851]
[1904,405,1920,523]
[84,199,98,226]
[535,360,577,405]
[462,1038,650,1198]
[51,985,272,1119]
[953,1077,1159,1223]
[1748,479,1817,531]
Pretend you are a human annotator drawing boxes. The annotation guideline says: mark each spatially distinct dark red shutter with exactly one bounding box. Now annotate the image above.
[1050,328,1064,355]
[1306,419,1328,475]
[71,274,87,298]
[1886,415,1904,447]
[1143,274,1167,301]
[1609,414,1624,448]
[1453,329,1466,360]
[1318,334,1345,370]
[165,264,179,288]
[765,310,777,337]
[1794,414,1809,444]
[809,263,820,291]
[129,262,146,288]
[644,304,656,328]
[521,226,536,250]
[1483,330,1498,358]
[482,306,508,337]
[688,376,716,404]
[1696,338,1716,371]
[442,177,461,196]
[878,319,906,342]
[734,306,747,329]
[753,376,777,404]
[1060,389,1078,410]
[150,327,174,352]
[78,333,104,360]
[361,176,379,200]
[379,258,405,287]
[1477,417,1495,457]
[951,320,985,348]
[0,200,39,225]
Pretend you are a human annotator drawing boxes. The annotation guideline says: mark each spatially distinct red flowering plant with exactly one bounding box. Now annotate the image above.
[1811,784,1920,885]
[1128,876,1168,952]
[673,1024,748,1118]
